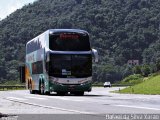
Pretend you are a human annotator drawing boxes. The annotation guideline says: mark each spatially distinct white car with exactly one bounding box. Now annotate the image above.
[104,82,111,87]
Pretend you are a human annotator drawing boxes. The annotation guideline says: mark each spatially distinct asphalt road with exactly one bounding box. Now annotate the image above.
[0,87,160,120]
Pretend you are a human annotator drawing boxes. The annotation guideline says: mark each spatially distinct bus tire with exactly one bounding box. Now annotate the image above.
[29,82,35,94]
[39,80,45,95]
[45,91,50,95]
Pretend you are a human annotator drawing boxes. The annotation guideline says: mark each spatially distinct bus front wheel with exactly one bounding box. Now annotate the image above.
[39,81,45,95]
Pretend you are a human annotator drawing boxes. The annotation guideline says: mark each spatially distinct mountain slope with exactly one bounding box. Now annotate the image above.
[0,0,160,82]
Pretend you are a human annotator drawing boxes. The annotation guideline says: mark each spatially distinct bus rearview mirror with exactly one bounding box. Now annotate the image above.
[92,49,98,63]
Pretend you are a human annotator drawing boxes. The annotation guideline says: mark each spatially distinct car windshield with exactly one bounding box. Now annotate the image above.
[104,82,110,84]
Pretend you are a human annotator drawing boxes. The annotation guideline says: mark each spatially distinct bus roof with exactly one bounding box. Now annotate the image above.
[48,29,89,35]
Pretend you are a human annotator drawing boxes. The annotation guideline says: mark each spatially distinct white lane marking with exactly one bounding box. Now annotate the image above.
[7,97,27,101]
[70,99,84,102]
[32,95,85,102]
[50,97,84,102]
[25,96,47,100]
[6,91,87,102]
[4,97,95,114]
[115,105,160,111]
[55,97,70,100]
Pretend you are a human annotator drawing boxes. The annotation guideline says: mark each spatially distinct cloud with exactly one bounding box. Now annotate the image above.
[7,1,22,15]
[0,0,36,19]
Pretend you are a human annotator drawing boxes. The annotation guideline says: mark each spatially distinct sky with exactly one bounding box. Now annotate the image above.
[0,0,37,20]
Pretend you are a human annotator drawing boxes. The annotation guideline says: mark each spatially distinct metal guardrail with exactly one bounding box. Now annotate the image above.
[0,85,26,91]
[112,84,133,87]
[92,84,133,87]
[0,84,132,90]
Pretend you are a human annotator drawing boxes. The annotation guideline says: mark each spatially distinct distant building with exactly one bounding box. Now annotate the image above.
[127,60,139,66]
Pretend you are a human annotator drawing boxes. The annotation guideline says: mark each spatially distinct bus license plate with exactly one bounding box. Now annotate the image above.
[69,85,75,90]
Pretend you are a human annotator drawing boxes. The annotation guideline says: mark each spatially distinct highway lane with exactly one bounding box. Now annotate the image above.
[0,87,160,119]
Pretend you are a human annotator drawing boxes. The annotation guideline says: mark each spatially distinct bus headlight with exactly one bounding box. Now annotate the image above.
[49,77,60,84]
[87,77,92,81]
[79,77,92,85]
[80,80,92,86]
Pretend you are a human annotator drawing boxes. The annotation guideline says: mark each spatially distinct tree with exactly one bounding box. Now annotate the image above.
[133,65,142,74]
[0,0,160,82]
[141,65,150,77]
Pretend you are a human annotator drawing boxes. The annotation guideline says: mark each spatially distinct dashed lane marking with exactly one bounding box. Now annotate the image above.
[7,95,85,102]
[24,96,47,100]
[114,104,160,111]
[7,97,27,101]
[4,97,96,114]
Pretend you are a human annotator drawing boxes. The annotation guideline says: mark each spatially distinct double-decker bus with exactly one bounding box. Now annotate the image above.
[25,29,98,95]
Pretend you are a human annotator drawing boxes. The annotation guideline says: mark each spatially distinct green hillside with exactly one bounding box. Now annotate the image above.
[0,0,160,83]
[118,74,160,95]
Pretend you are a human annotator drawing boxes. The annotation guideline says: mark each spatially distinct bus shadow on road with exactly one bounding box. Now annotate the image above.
[47,93,109,97]
[83,94,111,97]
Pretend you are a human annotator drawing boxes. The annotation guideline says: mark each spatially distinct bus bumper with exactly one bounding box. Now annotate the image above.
[49,82,92,92]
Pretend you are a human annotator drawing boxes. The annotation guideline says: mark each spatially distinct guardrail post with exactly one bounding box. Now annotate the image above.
[132,88,134,93]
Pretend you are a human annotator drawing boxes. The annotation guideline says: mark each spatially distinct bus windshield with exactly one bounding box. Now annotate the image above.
[48,54,92,78]
[49,33,90,51]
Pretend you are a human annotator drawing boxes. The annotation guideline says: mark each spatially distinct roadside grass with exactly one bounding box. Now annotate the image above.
[116,74,160,95]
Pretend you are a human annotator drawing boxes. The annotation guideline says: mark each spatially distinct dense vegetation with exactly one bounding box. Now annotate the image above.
[0,0,160,83]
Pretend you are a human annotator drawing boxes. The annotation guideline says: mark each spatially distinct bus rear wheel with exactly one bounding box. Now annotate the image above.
[39,81,45,95]
[29,82,35,94]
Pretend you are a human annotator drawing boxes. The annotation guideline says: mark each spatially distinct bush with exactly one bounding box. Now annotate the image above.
[121,74,144,85]
[133,65,142,74]
[141,65,151,77]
